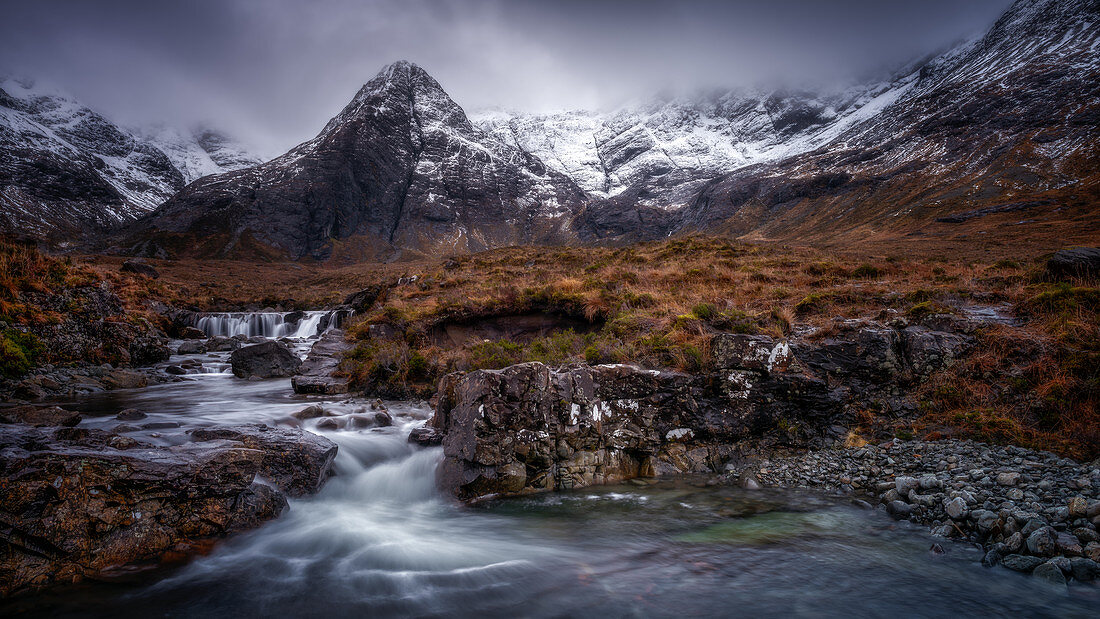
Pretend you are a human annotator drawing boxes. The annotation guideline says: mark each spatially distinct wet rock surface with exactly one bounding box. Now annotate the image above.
[0,425,291,596]
[292,329,350,395]
[230,341,302,379]
[189,424,338,497]
[0,405,81,427]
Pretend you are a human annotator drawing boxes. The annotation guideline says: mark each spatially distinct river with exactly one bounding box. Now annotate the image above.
[4,322,1097,617]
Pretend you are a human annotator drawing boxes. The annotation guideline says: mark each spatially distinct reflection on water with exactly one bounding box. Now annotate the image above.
[6,346,1099,618]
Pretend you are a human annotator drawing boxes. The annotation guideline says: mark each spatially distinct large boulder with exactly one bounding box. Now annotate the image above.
[291,329,350,395]
[1047,247,1100,279]
[433,361,841,502]
[128,334,172,366]
[230,341,302,379]
[901,327,973,377]
[0,426,287,596]
[206,335,243,352]
[120,258,159,279]
[189,424,338,496]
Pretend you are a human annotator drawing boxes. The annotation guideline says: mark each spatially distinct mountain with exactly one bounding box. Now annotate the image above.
[0,78,260,241]
[673,0,1100,247]
[129,61,587,261]
[21,0,1096,258]
[136,125,263,185]
[474,83,885,209]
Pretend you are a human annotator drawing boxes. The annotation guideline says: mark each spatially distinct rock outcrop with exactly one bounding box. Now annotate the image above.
[431,324,972,501]
[120,258,159,279]
[292,329,350,395]
[0,426,289,596]
[189,424,338,496]
[230,341,302,379]
[1047,247,1100,279]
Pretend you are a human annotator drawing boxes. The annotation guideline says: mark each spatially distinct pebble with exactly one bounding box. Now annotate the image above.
[743,437,1100,584]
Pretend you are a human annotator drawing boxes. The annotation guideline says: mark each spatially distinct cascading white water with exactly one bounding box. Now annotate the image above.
[193,310,349,338]
[289,312,326,338]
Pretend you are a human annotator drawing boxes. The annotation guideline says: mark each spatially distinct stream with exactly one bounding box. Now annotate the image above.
[4,317,1098,618]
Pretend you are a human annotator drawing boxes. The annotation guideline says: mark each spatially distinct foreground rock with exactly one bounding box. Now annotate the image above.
[0,405,81,427]
[189,424,338,496]
[292,329,350,395]
[0,426,291,596]
[432,359,841,501]
[230,341,302,379]
[430,322,973,501]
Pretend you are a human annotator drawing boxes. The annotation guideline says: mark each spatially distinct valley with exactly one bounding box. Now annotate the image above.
[1,0,1099,614]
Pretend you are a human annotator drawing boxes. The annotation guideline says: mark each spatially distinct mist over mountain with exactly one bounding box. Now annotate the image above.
[1,0,1096,259]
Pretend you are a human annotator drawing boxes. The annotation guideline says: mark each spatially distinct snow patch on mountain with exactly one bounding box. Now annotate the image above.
[136,124,263,183]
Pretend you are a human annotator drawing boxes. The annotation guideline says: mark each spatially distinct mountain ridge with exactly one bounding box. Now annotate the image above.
[0,77,260,241]
[6,0,1098,258]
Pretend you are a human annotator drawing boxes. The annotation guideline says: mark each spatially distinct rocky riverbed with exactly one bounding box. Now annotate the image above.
[739,439,1100,586]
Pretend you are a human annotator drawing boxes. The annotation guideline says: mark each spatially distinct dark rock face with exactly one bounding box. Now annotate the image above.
[432,323,972,501]
[1047,247,1100,279]
[230,341,302,379]
[132,61,586,261]
[343,282,394,312]
[432,359,841,501]
[189,424,338,496]
[0,79,185,241]
[0,426,288,596]
[120,258,159,279]
[292,329,350,395]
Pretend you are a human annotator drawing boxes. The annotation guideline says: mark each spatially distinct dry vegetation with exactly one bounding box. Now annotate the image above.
[277,236,1094,460]
[15,234,1100,459]
[0,238,171,375]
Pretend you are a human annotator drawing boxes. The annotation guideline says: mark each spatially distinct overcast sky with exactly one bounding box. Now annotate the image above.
[0,0,1015,157]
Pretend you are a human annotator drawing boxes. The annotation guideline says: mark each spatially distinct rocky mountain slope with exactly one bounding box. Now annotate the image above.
[9,0,1096,258]
[0,78,259,241]
[474,83,888,210]
[673,0,1100,247]
[130,61,587,261]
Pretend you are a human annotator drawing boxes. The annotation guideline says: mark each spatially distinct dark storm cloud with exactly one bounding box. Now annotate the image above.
[0,0,1014,156]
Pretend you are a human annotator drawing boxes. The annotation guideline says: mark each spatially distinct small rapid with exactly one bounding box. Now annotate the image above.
[193,309,351,339]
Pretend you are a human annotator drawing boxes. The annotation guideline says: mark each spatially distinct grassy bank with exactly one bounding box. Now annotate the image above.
[333,238,1098,460]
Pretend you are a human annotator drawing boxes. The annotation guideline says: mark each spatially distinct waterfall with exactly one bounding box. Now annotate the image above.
[193,309,350,339]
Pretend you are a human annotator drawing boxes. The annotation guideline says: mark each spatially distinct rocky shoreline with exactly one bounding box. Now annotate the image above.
[735,439,1100,585]
[0,418,337,596]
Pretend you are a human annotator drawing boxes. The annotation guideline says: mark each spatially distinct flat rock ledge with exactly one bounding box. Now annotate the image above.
[737,439,1100,585]
[0,422,337,596]
[292,329,350,395]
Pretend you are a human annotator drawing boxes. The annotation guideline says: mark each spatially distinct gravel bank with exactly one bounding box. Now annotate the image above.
[741,439,1100,586]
